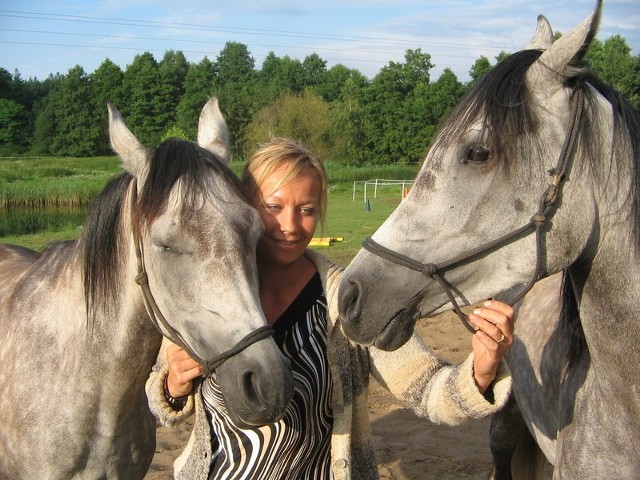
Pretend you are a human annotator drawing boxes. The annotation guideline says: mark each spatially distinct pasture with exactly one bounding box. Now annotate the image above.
[0,155,418,264]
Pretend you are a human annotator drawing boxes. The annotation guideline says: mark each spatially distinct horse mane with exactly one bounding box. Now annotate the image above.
[558,69,640,380]
[83,172,133,322]
[576,73,640,252]
[83,138,245,323]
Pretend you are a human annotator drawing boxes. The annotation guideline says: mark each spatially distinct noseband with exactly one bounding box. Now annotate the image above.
[363,90,584,333]
[130,186,273,376]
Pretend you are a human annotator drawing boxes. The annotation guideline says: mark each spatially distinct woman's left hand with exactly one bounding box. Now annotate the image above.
[468,300,514,394]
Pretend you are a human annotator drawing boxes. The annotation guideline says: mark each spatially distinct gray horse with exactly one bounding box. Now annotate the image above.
[0,98,293,479]
[338,1,639,477]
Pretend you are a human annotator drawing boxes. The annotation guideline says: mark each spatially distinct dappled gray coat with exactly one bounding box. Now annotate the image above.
[146,249,512,480]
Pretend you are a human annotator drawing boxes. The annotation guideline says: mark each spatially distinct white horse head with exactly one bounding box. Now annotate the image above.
[339,1,611,348]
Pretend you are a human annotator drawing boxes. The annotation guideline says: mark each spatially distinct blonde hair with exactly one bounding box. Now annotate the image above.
[241,138,328,227]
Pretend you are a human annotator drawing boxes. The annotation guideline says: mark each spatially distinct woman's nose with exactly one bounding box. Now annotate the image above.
[279,209,298,234]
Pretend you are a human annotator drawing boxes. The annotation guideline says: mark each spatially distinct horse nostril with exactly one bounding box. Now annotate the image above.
[241,370,260,404]
[239,356,291,409]
[339,276,362,324]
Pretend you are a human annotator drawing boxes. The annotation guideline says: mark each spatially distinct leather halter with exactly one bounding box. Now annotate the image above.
[362,90,584,333]
[130,185,274,376]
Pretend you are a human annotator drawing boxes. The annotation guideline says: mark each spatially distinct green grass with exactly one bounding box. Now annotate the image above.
[1,156,417,264]
[317,188,403,265]
[1,229,83,250]
[0,156,120,208]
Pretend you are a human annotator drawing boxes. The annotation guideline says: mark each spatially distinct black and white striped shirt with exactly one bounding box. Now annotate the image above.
[202,273,333,479]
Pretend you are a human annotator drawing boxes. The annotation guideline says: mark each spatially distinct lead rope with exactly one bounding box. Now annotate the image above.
[362,90,584,333]
[129,185,274,376]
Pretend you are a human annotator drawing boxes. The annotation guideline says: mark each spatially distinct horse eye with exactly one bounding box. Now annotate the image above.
[156,244,180,255]
[461,145,490,164]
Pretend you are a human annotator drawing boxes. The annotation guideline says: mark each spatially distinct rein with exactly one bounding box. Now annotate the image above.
[129,186,274,376]
[363,90,584,333]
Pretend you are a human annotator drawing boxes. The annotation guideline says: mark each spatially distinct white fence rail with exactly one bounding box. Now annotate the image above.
[352,178,414,202]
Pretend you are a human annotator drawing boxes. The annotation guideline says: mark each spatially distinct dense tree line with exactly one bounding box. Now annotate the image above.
[1,35,638,164]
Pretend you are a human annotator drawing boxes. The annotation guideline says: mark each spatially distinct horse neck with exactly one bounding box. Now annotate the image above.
[562,108,640,388]
[570,223,640,391]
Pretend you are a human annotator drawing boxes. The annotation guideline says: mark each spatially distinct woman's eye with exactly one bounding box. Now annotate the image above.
[301,208,315,216]
[461,145,490,164]
[264,204,281,213]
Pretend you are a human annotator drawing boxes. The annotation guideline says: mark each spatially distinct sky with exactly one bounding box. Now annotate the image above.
[1,0,638,83]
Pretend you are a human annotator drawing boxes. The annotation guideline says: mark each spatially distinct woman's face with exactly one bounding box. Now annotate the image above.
[253,166,322,268]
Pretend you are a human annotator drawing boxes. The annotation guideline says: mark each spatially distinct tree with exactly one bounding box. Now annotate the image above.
[0,68,13,99]
[495,51,510,64]
[175,57,216,139]
[121,52,165,146]
[587,35,640,108]
[158,50,189,122]
[329,76,369,165]
[317,64,368,102]
[0,69,31,153]
[402,49,434,90]
[468,55,492,86]
[301,53,327,89]
[214,42,255,86]
[361,49,436,163]
[405,68,465,159]
[91,59,124,154]
[244,89,332,160]
[33,65,100,156]
[212,42,259,157]
[216,82,259,159]
[92,59,124,109]
[258,53,305,96]
[425,68,465,124]
[0,98,29,154]
[5,31,638,160]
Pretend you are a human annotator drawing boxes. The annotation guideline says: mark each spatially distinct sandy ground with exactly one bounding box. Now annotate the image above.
[145,311,550,479]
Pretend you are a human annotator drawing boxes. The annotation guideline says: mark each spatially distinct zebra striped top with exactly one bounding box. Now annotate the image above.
[201,273,333,479]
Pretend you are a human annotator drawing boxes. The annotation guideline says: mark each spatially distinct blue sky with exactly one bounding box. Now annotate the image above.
[1,0,638,82]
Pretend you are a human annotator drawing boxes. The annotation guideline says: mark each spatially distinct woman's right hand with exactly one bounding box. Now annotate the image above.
[166,343,204,397]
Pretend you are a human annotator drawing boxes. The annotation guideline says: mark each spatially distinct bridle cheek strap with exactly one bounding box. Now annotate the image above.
[362,90,584,333]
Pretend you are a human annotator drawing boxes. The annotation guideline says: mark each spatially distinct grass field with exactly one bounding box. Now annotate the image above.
[0,189,403,265]
[0,156,418,265]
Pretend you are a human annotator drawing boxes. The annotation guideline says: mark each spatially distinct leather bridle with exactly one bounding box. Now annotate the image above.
[362,90,584,333]
[130,185,274,376]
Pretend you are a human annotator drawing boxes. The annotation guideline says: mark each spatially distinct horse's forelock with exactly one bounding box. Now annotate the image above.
[431,50,544,172]
[135,138,247,233]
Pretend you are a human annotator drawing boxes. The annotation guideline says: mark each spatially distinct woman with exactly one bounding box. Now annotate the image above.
[146,138,514,480]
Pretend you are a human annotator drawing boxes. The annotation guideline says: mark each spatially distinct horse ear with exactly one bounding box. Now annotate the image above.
[197,97,230,164]
[526,15,554,51]
[526,0,602,92]
[107,102,149,180]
